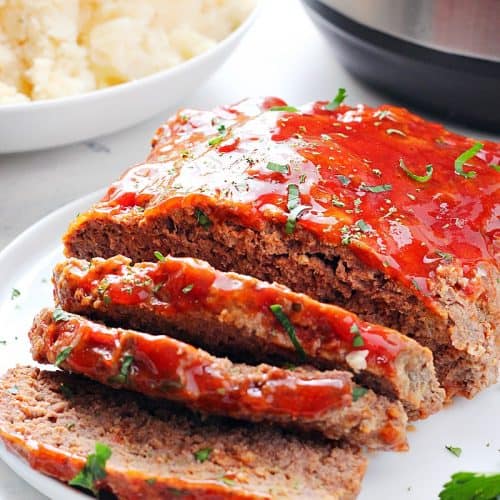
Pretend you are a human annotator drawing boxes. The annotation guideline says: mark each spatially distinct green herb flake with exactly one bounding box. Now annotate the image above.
[399,159,434,183]
[436,251,453,262]
[217,124,226,135]
[386,128,406,137]
[194,447,212,463]
[325,88,347,110]
[154,251,166,262]
[109,355,134,385]
[285,184,309,234]
[266,162,289,174]
[455,142,482,179]
[55,346,73,367]
[352,387,368,402]
[360,183,392,193]
[336,175,351,186]
[145,478,157,486]
[53,307,71,323]
[269,304,306,360]
[355,219,372,233]
[10,288,20,300]
[269,105,299,112]
[352,335,365,347]
[439,472,500,500]
[445,446,462,458]
[350,324,360,335]
[195,208,211,228]
[299,174,307,184]
[152,282,164,293]
[208,136,223,146]
[69,442,112,495]
[220,477,236,487]
[332,195,345,208]
[489,163,500,172]
[182,284,194,294]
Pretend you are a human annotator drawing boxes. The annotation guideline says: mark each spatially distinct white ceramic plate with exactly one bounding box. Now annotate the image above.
[0,5,260,154]
[0,190,498,500]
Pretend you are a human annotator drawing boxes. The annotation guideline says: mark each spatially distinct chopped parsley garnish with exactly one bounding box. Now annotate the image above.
[208,135,224,146]
[154,251,166,262]
[269,304,306,360]
[336,175,351,186]
[10,288,20,300]
[352,335,365,347]
[352,387,368,402]
[360,183,392,193]
[455,142,482,179]
[332,195,345,207]
[399,159,433,183]
[285,184,309,234]
[53,307,71,322]
[299,174,307,183]
[350,323,364,346]
[325,88,347,110]
[55,347,73,367]
[436,251,453,262]
[489,163,500,172]
[446,446,462,457]
[182,284,194,294]
[208,125,227,147]
[386,128,406,137]
[355,219,372,233]
[152,282,164,293]
[69,442,112,495]
[145,478,157,486]
[195,208,211,228]
[109,355,134,385]
[266,162,289,174]
[269,105,299,112]
[439,472,500,500]
[194,447,212,463]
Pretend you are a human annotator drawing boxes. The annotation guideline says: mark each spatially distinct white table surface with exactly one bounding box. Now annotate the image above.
[0,0,498,498]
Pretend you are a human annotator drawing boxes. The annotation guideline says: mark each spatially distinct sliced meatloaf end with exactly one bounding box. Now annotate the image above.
[0,366,367,500]
[62,98,499,399]
[53,255,444,419]
[29,308,408,451]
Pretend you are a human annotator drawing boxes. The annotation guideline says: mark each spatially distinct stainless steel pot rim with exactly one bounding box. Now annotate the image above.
[316,0,500,62]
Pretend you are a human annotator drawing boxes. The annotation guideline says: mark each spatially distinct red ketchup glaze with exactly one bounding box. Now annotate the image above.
[65,256,407,375]
[47,316,353,419]
[93,98,499,311]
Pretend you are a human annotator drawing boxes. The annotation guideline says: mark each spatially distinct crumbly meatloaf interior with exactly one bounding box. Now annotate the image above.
[65,207,498,399]
[0,367,366,500]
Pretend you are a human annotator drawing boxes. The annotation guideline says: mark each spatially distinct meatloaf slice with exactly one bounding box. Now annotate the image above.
[63,97,499,399]
[29,308,407,451]
[53,255,444,419]
[0,366,367,499]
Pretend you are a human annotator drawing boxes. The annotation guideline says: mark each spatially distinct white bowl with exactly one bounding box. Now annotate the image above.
[0,5,259,154]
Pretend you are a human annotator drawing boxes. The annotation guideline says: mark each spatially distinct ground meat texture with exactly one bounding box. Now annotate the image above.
[0,366,367,499]
[53,255,444,419]
[63,98,499,400]
[29,308,408,451]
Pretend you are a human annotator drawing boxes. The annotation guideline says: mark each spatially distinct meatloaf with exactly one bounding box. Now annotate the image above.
[29,308,407,451]
[53,255,444,419]
[63,97,500,398]
[0,366,367,499]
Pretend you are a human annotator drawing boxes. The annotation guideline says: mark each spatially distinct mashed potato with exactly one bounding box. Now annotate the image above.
[0,0,255,103]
